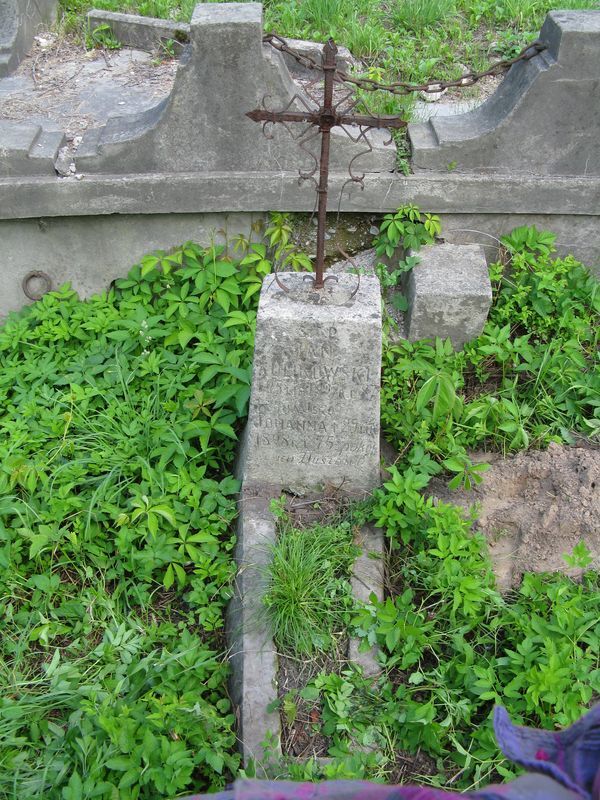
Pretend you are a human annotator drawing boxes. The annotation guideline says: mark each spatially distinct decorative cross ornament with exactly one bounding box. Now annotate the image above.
[247,39,407,289]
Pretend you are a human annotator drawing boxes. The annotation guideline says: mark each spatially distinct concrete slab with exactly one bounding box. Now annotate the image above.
[0,42,177,138]
[227,490,281,770]
[349,524,384,677]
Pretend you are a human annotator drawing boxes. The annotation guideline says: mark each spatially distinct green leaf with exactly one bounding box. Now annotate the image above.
[105,757,133,772]
[215,289,231,313]
[164,563,175,589]
[152,505,177,526]
[29,533,50,559]
[214,423,237,439]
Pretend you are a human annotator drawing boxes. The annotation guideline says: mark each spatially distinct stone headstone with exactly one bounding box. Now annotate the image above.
[241,272,382,493]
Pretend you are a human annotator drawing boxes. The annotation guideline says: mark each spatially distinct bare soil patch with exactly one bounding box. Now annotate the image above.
[278,652,341,759]
[428,442,600,590]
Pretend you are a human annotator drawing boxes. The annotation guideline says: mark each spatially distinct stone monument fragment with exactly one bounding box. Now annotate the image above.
[74,3,394,175]
[409,11,600,175]
[404,243,492,349]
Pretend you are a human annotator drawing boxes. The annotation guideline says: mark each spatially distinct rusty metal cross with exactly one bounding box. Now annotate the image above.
[247,39,407,289]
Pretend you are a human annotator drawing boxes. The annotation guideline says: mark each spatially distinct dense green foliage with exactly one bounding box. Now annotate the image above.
[288,494,600,788]
[0,242,269,798]
[267,227,600,790]
[381,226,599,472]
[1,210,598,795]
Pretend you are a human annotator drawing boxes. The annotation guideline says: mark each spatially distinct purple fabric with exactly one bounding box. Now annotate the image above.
[493,705,600,798]
[184,705,600,800]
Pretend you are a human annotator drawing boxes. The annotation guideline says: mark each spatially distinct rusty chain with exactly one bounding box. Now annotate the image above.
[263,31,546,96]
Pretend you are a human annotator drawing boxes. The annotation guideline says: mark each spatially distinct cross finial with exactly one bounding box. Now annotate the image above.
[247,38,407,289]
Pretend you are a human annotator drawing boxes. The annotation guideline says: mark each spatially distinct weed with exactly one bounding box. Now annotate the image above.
[87,22,121,49]
[390,0,457,33]
[263,521,360,656]
[0,241,270,797]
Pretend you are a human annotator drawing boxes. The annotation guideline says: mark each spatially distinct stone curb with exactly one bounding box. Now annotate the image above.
[86,9,190,54]
[227,489,281,771]
[2,172,598,218]
[229,487,385,767]
[349,523,384,677]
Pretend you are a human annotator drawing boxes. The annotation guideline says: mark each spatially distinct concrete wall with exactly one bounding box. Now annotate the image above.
[0,212,261,314]
[0,0,57,77]
[0,6,598,317]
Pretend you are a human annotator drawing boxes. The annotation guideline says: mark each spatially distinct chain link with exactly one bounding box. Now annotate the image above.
[263,32,546,96]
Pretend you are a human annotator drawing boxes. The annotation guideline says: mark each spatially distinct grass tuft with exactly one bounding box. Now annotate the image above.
[263,521,360,656]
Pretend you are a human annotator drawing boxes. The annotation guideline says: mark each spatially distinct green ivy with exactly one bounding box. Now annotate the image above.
[0,242,269,798]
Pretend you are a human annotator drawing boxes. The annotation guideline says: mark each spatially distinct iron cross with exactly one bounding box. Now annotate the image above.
[247,39,407,289]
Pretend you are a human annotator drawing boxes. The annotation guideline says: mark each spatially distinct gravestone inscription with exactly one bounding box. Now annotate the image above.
[241,272,381,493]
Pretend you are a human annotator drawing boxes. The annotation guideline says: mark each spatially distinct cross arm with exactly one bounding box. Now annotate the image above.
[247,108,407,130]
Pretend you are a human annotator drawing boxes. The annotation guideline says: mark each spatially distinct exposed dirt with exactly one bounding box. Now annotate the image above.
[278,652,342,759]
[388,749,440,785]
[281,487,357,529]
[427,442,600,590]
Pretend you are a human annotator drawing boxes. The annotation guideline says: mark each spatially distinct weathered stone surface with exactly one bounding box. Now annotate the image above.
[227,491,280,769]
[349,524,384,677]
[75,3,394,174]
[0,0,57,78]
[242,272,382,493]
[3,171,598,219]
[86,9,190,53]
[404,243,491,349]
[409,11,600,175]
[277,37,356,76]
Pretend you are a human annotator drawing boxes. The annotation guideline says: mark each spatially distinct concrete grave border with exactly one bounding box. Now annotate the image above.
[227,486,384,769]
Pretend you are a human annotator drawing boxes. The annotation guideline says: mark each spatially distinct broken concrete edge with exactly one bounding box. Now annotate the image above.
[86,9,190,53]
[228,483,385,768]
[2,171,599,218]
[69,4,396,177]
